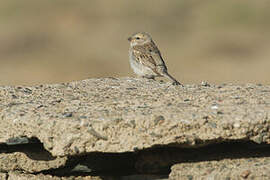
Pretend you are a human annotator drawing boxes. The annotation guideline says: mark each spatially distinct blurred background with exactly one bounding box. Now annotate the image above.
[0,0,270,85]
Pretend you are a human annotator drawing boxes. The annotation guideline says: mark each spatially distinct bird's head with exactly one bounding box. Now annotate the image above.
[128,32,152,46]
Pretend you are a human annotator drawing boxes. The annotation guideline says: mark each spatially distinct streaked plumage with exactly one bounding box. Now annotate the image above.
[128,32,182,85]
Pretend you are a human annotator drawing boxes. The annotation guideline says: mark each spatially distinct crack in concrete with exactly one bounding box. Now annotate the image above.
[1,137,270,178]
[0,137,56,161]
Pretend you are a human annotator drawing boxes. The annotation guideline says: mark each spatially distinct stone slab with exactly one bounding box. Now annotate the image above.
[0,152,67,173]
[7,171,102,180]
[169,156,270,180]
[0,78,269,157]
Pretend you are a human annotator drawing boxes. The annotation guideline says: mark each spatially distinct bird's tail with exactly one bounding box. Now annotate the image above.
[163,72,183,86]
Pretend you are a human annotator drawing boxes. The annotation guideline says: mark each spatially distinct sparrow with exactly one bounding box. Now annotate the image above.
[128,32,182,85]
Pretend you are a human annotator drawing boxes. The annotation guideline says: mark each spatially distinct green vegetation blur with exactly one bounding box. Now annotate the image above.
[0,0,269,85]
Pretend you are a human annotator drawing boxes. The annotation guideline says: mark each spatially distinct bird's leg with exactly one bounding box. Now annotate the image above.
[142,75,155,80]
[142,75,156,82]
[163,72,183,86]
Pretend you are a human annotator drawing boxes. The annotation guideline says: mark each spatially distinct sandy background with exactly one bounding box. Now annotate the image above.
[0,0,270,85]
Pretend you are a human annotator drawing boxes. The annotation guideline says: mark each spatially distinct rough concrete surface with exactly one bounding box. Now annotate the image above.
[0,78,269,179]
[0,151,67,173]
[2,171,102,180]
[170,156,270,180]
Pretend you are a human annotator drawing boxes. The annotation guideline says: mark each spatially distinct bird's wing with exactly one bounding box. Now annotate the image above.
[132,42,167,74]
[144,42,166,67]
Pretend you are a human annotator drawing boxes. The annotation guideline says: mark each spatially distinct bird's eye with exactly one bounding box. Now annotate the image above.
[136,37,140,40]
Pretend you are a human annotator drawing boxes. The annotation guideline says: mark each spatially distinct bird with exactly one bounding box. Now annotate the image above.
[128,32,182,86]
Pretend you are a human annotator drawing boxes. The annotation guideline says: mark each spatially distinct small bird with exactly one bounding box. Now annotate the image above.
[128,32,182,86]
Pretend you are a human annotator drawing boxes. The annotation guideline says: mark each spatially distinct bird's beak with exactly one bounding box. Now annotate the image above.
[128,37,132,41]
